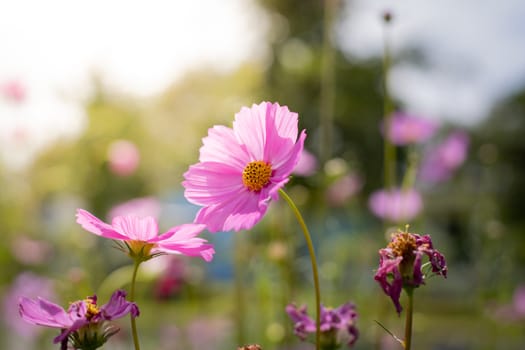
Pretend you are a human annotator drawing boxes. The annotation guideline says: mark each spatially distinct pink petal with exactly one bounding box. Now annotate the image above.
[198,125,250,168]
[76,209,129,240]
[194,191,269,232]
[18,297,71,328]
[232,102,269,160]
[271,130,306,179]
[111,216,159,241]
[183,161,245,206]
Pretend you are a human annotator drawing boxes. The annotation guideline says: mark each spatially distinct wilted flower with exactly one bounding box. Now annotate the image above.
[419,131,469,184]
[368,188,423,223]
[183,101,306,232]
[76,209,215,262]
[107,140,140,176]
[18,290,138,350]
[384,112,437,146]
[286,303,359,349]
[374,230,447,314]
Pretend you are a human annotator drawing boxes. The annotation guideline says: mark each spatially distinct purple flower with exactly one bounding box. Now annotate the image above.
[374,231,447,314]
[183,101,306,232]
[384,112,437,146]
[419,131,469,184]
[286,303,359,348]
[18,289,139,349]
[368,188,423,223]
[76,209,215,262]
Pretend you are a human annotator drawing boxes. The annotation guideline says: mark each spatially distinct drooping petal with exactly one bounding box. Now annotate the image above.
[270,130,306,179]
[183,162,244,206]
[111,215,158,241]
[18,297,71,328]
[76,209,129,240]
[155,223,216,262]
[99,290,139,320]
[194,190,269,232]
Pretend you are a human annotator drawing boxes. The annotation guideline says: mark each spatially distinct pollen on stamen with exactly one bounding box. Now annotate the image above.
[242,161,272,192]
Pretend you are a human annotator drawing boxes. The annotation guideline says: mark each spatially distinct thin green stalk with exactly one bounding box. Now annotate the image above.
[279,189,321,350]
[234,233,246,346]
[403,288,414,350]
[129,260,141,350]
[382,12,396,189]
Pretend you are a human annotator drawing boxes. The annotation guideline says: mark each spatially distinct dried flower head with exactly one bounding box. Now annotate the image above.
[374,230,447,314]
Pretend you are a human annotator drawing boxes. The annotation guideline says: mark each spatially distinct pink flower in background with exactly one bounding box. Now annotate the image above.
[10,236,52,265]
[107,140,140,176]
[385,112,438,145]
[76,209,215,262]
[183,101,306,232]
[368,188,423,222]
[19,289,138,348]
[108,196,161,221]
[293,149,318,176]
[326,174,362,207]
[3,272,55,339]
[1,80,27,103]
[419,131,469,184]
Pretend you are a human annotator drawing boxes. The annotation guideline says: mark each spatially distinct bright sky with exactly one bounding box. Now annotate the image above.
[2,0,525,169]
[339,0,525,125]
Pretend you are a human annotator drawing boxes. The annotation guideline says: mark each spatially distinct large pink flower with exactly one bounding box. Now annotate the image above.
[183,101,306,232]
[76,209,215,262]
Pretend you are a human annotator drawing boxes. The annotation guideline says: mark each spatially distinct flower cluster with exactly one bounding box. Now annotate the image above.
[19,290,138,350]
[286,303,359,349]
[374,230,447,314]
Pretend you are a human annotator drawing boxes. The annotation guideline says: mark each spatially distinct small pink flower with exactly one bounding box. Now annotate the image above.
[385,112,437,145]
[76,209,215,262]
[107,140,140,176]
[183,101,306,232]
[326,174,362,207]
[419,131,469,184]
[293,149,318,177]
[1,80,27,103]
[368,188,423,222]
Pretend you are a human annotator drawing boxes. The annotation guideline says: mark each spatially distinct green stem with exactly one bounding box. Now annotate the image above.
[129,260,141,350]
[279,189,321,350]
[404,288,414,350]
[382,13,396,189]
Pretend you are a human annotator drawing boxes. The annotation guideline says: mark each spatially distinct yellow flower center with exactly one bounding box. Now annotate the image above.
[127,240,156,261]
[242,161,272,192]
[84,298,100,320]
[388,231,417,259]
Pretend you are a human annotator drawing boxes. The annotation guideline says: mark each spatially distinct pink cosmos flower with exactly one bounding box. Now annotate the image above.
[76,209,215,262]
[183,101,306,232]
[107,140,140,176]
[368,188,423,223]
[1,80,27,103]
[419,131,469,184]
[384,112,438,145]
[19,289,138,349]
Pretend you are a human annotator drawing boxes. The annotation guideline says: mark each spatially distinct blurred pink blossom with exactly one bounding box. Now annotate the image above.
[10,236,52,265]
[385,112,438,145]
[2,272,55,339]
[107,140,140,176]
[108,196,161,221]
[368,188,423,222]
[513,285,525,316]
[293,149,318,176]
[1,80,27,103]
[326,174,362,207]
[419,131,469,184]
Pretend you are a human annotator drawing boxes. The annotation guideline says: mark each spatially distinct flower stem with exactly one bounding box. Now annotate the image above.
[382,12,396,189]
[279,189,321,350]
[129,260,141,350]
[403,288,414,350]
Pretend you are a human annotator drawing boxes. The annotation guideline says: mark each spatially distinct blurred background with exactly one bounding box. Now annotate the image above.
[1,0,525,349]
